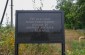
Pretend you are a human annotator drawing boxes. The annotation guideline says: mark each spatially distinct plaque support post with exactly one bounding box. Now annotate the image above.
[62,42,65,55]
[15,43,18,55]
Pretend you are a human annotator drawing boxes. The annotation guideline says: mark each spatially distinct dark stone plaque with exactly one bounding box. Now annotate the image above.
[15,10,64,43]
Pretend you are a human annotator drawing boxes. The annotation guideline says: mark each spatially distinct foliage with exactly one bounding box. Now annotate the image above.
[0,27,15,55]
[56,0,85,29]
[19,44,61,55]
[66,40,85,55]
[77,0,85,28]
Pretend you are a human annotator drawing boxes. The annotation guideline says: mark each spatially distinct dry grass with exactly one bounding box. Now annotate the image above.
[65,29,80,41]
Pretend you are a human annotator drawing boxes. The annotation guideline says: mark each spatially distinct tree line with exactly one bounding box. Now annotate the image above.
[56,0,85,29]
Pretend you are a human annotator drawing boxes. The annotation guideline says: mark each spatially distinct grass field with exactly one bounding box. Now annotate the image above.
[0,27,85,55]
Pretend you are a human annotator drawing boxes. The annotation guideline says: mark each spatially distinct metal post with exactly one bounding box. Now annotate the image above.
[11,0,13,27]
[62,42,65,55]
[15,43,18,55]
[0,0,9,26]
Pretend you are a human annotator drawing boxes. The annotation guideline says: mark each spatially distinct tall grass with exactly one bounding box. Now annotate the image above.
[0,27,85,55]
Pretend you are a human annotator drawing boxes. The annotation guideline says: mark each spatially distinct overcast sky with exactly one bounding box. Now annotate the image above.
[0,0,57,26]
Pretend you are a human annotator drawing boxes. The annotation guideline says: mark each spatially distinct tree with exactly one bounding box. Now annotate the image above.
[56,0,85,29]
[77,0,85,28]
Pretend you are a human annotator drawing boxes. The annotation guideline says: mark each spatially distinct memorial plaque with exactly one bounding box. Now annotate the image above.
[15,10,64,43]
